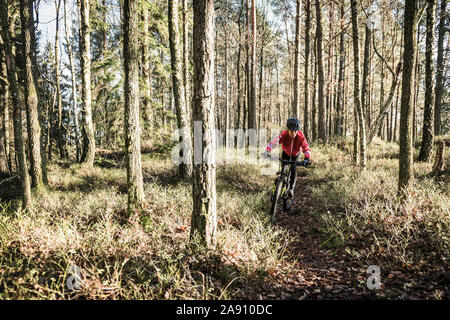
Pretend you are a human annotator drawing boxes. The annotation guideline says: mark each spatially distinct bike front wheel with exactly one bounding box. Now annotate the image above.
[270,177,283,222]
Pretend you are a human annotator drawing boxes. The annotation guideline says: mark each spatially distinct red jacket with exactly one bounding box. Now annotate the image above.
[266,130,311,159]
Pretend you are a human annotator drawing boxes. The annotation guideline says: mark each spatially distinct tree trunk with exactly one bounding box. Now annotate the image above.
[312,34,317,141]
[20,0,43,188]
[224,0,230,148]
[315,0,326,143]
[54,0,65,159]
[79,0,95,167]
[344,36,350,137]
[191,0,217,249]
[244,0,249,132]
[0,31,12,175]
[418,0,436,162]
[303,0,311,140]
[258,34,263,132]
[235,0,244,131]
[326,1,334,138]
[182,0,190,120]
[123,0,145,215]
[169,0,193,178]
[432,140,445,176]
[0,0,32,209]
[64,0,81,162]
[398,0,418,193]
[378,12,386,138]
[141,6,152,131]
[0,40,8,174]
[276,58,281,127]
[247,0,257,130]
[367,62,402,145]
[412,28,420,145]
[335,0,345,136]
[350,0,366,168]
[361,22,371,130]
[292,0,301,118]
[434,0,446,135]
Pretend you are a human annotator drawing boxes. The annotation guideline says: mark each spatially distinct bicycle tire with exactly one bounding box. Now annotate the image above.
[270,176,283,221]
[283,165,295,212]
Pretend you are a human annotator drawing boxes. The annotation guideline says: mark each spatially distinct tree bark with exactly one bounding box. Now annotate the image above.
[79,0,95,167]
[182,0,190,120]
[432,140,445,176]
[361,22,371,130]
[191,0,217,249]
[335,0,345,136]
[64,0,81,162]
[235,0,244,130]
[0,30,12,175]
[303,0,311,140]
[0,0,32,209]
[224,0,230,147]
[123,0,145,215]
[326,0,334,137]
[398,0,418,193]
[20,0,43,188]
[54,0,65,159]
[247,0,256,130]
[434,0,446,135]
[169,0,192,178]
[418,0,436,162]
[312,34,317,141]
[350,0,366,168]
[292,0,301,118]
[244,0,250,132]
[315,0,326,143]
[367,62,402,145]
[141,6,152,131]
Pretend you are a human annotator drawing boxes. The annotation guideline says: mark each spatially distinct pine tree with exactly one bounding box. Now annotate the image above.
[398,0,419,193]
[123,0,145,216]
[168,0,192,178]
[418,0,436,161]
[20,0,43,188]
[190,0,217,249]
[79,0,95,167]
[0,0,33,209]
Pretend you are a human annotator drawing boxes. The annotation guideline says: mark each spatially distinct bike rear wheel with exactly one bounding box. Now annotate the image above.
[270,177,283,222]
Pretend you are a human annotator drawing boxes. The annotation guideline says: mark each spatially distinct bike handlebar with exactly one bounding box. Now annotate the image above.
[262,152,311,167]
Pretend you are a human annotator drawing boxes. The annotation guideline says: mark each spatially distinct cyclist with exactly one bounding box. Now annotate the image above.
[264,117,311,198]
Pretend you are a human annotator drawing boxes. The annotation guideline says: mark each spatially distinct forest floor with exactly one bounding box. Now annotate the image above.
[239,174,449,300]
[0,132,448,300]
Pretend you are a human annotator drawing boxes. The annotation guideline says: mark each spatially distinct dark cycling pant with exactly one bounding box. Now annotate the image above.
[282,151,300,191]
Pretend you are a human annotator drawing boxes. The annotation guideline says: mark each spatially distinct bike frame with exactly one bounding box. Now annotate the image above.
[263,154,310,221]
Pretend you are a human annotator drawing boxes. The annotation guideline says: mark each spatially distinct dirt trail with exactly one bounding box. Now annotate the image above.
[240,176,449,300]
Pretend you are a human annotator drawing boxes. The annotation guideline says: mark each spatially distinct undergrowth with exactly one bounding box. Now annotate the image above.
[0,131,448,299]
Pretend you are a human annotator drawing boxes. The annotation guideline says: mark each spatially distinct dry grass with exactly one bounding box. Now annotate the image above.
[0,133,448,299]
[0,140,290,299]
[309,137,449,270]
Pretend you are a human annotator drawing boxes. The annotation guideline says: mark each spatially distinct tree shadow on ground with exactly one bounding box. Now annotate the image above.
[0,173,21,205]
[216,165,267,194]
[142,167,184,187]
[263,173,450,300]
[0,239,272,300]
[53,174,127,194]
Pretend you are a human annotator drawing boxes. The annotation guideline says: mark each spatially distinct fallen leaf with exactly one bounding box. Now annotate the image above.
[175,225,187,233]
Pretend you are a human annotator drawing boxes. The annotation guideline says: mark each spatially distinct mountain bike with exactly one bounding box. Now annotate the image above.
[263,153,311,222]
